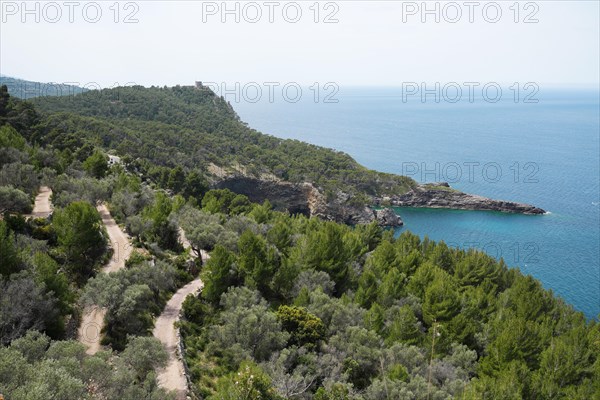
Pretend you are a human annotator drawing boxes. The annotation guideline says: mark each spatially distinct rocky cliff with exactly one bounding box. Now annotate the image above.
[212,172,543,227]
[212,173,403,227]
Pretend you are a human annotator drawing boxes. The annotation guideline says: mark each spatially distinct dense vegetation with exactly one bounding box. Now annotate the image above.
[1,84,598,399]
[0,90,111,340]
[177,204,599,399]
[0,86,191,398]
[0,332,173,400]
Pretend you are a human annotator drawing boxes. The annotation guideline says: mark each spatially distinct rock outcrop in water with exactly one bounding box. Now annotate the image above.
[374,183,546,215]
[212,171,543,227]
[375,208,404,226]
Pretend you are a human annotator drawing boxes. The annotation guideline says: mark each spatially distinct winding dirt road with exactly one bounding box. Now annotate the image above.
[152,229,207,398]
[29,188,204,395]
[153,278,204,399]
[78,204,133,354]
[26,188,120,355]
[27,186,53,218]
[78,211,206,397]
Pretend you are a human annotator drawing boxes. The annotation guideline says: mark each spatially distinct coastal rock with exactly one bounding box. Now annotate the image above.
[377,183,546,214]
[304,191,404,227]
[212,172,544,227]
[427,182,450,188]
[374,208,404,226]
[212,174,402,226]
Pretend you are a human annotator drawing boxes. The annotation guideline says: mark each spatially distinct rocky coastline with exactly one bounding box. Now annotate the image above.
[373,182,546,215]
[211,172,544,228]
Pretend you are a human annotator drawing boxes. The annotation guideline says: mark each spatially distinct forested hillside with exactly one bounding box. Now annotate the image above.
[1,85,598,399]
[30,85,415,199]
[0,75,87,99]
[177,204,600,399]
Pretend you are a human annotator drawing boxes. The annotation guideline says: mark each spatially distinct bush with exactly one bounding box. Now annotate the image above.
[276,305,325,348]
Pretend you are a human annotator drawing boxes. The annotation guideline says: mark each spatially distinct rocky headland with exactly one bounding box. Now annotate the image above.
[211,170,544,228]
[374,182,546,215]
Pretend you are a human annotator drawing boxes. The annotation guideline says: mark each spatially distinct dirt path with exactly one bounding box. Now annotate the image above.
[77,204,133,354]
[151,228,207,398]
[96,204,133,274]
[27,186,53,218]
[78,306,105,354]
[153,278,204,399]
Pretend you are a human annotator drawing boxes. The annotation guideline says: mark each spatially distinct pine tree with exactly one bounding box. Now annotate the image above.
[202,245,237,303]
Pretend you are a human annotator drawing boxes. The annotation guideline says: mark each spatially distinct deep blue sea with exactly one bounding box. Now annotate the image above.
[234,87,600,319]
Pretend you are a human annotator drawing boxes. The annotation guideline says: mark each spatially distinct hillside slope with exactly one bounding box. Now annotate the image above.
[1,75,87,99]
[30,84,543,222]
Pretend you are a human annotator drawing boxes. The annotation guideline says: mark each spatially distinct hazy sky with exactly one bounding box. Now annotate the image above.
[1,1,599,88]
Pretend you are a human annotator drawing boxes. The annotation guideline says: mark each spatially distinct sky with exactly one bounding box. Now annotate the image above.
[1,0,599,88]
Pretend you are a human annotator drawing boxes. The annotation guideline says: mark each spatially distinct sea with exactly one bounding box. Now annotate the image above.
[233,86,600,320]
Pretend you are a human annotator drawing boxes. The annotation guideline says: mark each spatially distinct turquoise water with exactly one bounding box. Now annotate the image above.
[234,88,600,319]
